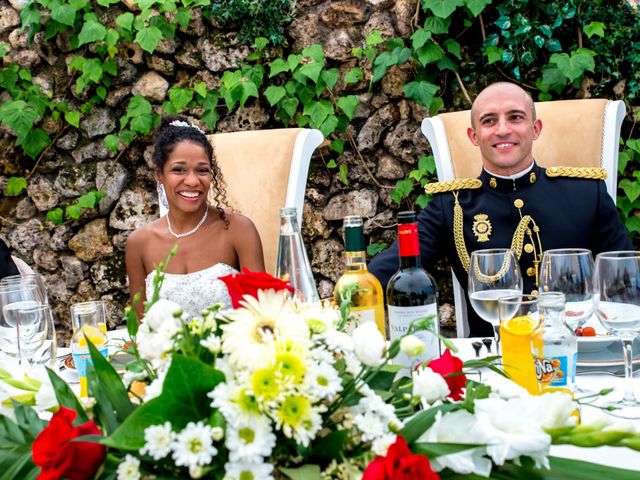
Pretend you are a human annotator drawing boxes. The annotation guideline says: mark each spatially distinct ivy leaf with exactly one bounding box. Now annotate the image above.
[416,193,431,209]
[116,12,134,31]
[77,190,105,208]
[416,43,443,66]
[336,95,359,121]
[302,44,324,63]
[193,82,207,98]
[135,26,163,53]
[422,0,465,18]
[0,100,39,138]
[64,110,80,128]
[321,68,339,90]
[550,48,596,82]
[464,0,491,17]
[367,242,388,257]
[483,46,503,64]
[303,100,334,128]
[403,80,439,108]
[411,28,431,50]
[338,164,349,186]
[319,114,339,138]
[424,15,451,35]
[65,203,82,220]
[625,216,640,235]
[583,22,605,38]
[365,30,384,46]
[620,179,640,203]
[168,87,194,112]
[287,54,303,72]
[299,62,323,83]
[391,179,414,204]
[269,58,290,77]
[326,159,337,168]
[280,97,299,119]
[6,177,27,196]
[444,39,461,59]
[78,19,107,46]
[538,64,567,93]
[51,3,77,26]
[264,86,286,106]
[330,139,344,154]
[174,7,192,29]
[344,67,363,85]
[17,128,50,159]
[46,208,64,225]
[104,134,120,153]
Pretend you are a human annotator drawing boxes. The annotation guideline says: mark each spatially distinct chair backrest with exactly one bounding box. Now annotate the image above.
[159,128,324,274]
[421,99,626,337]
[11,255,34,275]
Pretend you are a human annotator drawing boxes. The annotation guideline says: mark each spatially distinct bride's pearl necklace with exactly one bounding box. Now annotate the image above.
[167,206,208,239]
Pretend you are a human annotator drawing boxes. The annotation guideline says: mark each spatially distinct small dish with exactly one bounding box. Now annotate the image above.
[577,336,640,367]
[576,315,615,353]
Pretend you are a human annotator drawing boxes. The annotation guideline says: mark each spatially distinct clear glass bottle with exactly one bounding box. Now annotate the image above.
[333,216,385,336]
[70,306,108,397]
[537,292,577,392]
[386,211,440,371]
[275,207,319,303]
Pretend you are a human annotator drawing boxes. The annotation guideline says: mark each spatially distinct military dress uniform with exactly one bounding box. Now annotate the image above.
[369,163,633,337]
[0,239,19,280]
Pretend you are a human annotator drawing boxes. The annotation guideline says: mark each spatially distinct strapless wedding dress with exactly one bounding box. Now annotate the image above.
[145,263,238,317]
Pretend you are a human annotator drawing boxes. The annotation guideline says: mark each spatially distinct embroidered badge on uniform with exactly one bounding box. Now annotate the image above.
[472,214,492,242]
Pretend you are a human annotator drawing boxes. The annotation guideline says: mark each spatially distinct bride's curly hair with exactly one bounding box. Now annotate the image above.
[152,115,230,228]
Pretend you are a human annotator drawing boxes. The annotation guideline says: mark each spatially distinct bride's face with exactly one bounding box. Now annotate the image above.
[157,140,212,213]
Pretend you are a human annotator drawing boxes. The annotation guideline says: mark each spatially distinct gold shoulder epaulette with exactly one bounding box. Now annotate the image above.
[546,166,607,180]
[424,178,482,195]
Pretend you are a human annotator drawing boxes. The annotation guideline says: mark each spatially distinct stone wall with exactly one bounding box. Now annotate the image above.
[0,0,457,341]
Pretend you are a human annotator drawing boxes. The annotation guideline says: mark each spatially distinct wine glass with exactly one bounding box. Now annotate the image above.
[16,304,54,369]
[468,249,523,350]
[71,301,107,334]
[539,248,594,331]
[0,273,48,304]
[593,251,640,418]
[0,283,45,360]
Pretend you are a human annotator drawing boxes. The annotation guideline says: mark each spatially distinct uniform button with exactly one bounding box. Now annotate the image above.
[524,243,534,254]
[531,289,539,296]
[514,199,524,208]
[526,267,535,276]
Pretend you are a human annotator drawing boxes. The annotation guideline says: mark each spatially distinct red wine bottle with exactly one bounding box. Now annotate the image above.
[386,211,440,370]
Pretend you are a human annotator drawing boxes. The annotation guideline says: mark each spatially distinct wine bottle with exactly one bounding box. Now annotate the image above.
[386,211,440,370]
[333,215,385,336]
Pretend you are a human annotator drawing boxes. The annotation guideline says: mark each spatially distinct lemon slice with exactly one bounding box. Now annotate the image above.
[77,325,106,347]
[502,315,538,335]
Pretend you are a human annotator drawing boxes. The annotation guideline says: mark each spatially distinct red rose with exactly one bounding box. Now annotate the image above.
[219,267,294,308]
[427,349,466,401]
[32,406,105,480]
[363,436,440,480]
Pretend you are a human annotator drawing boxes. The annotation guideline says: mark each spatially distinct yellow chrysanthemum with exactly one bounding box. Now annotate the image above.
[272,338,307,384]
[277,395,311,429]
[221,290,310,369]
[251,367,281,401]
[234,387,260,415]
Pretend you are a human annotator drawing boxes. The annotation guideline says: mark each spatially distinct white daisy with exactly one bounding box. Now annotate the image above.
[200,334,222,354]
[353,411,385,442]
[140,422,174,460]
[224,461,274,480]
[303,361,342,400]
[209,382,264,427]
[222,290,310,369]
[172,421,218,468]
[116,454,141,480]
[298,303,338,334]
[225,417,276,462]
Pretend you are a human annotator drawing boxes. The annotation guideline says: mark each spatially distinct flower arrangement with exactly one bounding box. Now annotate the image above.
[1,268,640,480]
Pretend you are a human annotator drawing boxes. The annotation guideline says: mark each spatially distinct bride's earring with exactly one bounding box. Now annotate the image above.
[157,181,169,214]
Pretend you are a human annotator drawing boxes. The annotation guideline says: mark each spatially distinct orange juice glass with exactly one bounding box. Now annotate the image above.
[499,295,542,395]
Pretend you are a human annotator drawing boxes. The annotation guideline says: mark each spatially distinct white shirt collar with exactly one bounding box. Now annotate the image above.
[484,161,535,180]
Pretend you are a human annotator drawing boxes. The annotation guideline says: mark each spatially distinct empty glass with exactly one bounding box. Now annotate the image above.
[0,283,45,358]
[0,273,48,304]
[16,304,56,369]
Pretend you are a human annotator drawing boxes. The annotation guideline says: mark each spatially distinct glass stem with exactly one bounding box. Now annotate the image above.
[622,338,637,404]
[493,324,501,356]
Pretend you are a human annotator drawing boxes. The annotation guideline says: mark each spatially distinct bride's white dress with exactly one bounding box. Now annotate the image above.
[145,263,238,317]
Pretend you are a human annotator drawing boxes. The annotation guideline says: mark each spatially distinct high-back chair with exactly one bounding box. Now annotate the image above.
[421,99,626,337]
[11,255,35,275]
[159,128,324,274]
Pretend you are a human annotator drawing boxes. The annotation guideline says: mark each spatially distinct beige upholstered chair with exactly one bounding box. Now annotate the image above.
[159,128,324,274]
[11,255,35,275]
[421,99,626,337]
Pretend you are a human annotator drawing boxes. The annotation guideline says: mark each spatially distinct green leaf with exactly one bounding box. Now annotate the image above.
[367,242,388,257]
[336,95,359,121]
[135,26,163,54]
[51,3,77,26]
[464,0,491,16]
[424,15,451,35]
[338,164,349,186]
[411,28,431,50]
[78,19,107,46]
[365,30,384,46]
[64,110,80,128]
[422,0,465,18]
[269,58,290,77]
[625,216,640,235]
[279,464,322,480]
[416,43,444,67]
[443,38,461,59]
[344,67,363,85]
[116,12,134,31]
[330,139,344,154]
[168,87,193,112]
[280,97,299,119]
[401,403,458,443]
[302,44,324,63]
[18,128,50,159]
[545,456,640,480]
[103,355,224,451]
[0,100,38,138]
[65,203,82,220]
[104,134,119,153]
[303,100,334,128]
[583,21,605,38]
[299,62,323,83]
[391,179,414,204]
[416,193,431,209]
[46,367,89,424]
[174,7,192,29]
[319,114,339,138]
[6,177,27,196]
[46,208,64,224]
[193,82,207,98]
[321,68,339,90]
[264,86,286,106]
[403,80,439,108]
[326,159,337,168]
[287,54,303,72]
[550,48,596,82]
[619,178,640,203]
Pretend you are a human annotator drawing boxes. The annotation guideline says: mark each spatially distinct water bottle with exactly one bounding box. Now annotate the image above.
[274,207,319,303]
[537,292,577,392]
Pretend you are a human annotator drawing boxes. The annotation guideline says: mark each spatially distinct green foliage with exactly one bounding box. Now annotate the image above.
[211,0,295,46]
[46,190,107,225]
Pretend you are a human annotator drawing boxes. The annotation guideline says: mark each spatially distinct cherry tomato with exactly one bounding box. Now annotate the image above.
[574,327,583,336]
[581,326,596,336]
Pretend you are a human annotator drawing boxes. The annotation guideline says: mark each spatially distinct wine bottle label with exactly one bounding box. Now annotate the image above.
[398,223,419,256]
[345,307,377,334]
[388,304,439,372]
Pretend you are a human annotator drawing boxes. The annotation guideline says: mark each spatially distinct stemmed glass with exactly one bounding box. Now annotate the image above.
[15,304,55,369]
[0,283,46,361]
[468,248,523,350]
[0,273,48,304]
[593,251,640,418]
[539,248,594,331]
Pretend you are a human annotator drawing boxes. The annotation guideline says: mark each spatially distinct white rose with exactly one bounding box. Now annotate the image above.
[145,299,183,330]
[412,366,450,404]
[400,335,425,357]
[352,321,385,367]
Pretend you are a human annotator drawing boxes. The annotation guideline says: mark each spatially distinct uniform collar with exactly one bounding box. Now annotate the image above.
[479,162,542,192]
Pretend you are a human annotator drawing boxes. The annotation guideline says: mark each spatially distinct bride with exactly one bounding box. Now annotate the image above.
[125,116,265,319]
